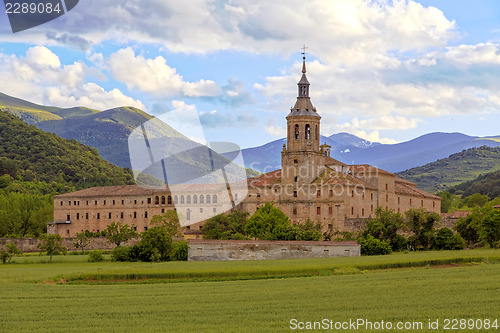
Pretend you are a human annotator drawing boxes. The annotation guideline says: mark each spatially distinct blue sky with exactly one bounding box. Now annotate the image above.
[0,0,500,148]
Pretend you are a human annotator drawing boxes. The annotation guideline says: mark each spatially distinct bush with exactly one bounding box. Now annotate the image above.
[359,235,392,255]
[88,250,104,262]
[434,228,466,250]
[136,227,172,262]
[111,246,132,262]
[170,241,189,261]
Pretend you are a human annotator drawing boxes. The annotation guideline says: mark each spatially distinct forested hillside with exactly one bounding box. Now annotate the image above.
[449,169,500,198]
[0,110,134,193]
[396,146,500,193]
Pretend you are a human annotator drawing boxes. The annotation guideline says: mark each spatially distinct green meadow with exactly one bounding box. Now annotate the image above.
[1,249,500,332]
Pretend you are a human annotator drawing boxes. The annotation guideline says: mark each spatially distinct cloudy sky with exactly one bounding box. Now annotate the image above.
[0,0,499,148]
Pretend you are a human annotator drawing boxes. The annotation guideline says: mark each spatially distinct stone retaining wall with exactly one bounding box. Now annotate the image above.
[0,237,140,252]
[188,240,360,261]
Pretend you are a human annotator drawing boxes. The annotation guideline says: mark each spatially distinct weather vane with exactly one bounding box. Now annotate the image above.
[301,44,308,56]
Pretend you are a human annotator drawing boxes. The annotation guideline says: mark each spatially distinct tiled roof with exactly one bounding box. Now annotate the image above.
[55,183,229,198]
[248,169,281,187]
[395,182,441,200]
[348,164,395,176]
[313,166,377,190]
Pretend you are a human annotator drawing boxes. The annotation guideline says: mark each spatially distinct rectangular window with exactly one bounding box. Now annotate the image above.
[86,213,88,219]
[121,200,124,205]
[361,208,365,216]
[351,207,354,215]
[161,208,165,213]
[103,200,106,205]
[293,191,297,198]
[293,208,297,216]
[108,212,112,219]
[386,194,388,202]
[433,201,435,208]
[94,200,97,205]
[144,226,148,231]
[351,190,354,197]
[134,200,137,204]
[329,190,333,197]
[256,193,261,198]
[145,211,148,218]
[200,208,203,213]
[213,208,217,213]
[317,190,321,197]
[328,206,333,215]
[421,200,424,207]
[133,226,137,231]
[385,184,388,190]
[69,201,71,206]
[76,213,79,220]
[317,207,321,215]
[66,214,70,221]
[371,193,373,200]
[133,212,137,218]
[294,176,298,182]
[97,213,100,219]
[60,201,63,206]
[113,200,115,205]
[86,201,89,205]
[74,201,76,206]
[371,205,373,213]
[120,212,124,219]
[398,197,400,204]
[147,198,151,204]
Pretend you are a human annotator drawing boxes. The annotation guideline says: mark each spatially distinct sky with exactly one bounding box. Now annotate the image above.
[0,0,500,149]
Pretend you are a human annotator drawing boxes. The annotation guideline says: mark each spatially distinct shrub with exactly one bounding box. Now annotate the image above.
[170,241,189,261]
[111,246,132,262]
[88,250,104,262]
[358,235,392,255]
[136,227,172,262]
[434,228,466,250]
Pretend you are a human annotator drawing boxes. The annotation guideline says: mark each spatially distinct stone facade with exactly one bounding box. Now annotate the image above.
[50,57,441,238]
[187,239,360,261]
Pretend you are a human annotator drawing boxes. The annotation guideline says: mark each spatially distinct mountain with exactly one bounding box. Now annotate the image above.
[0,110,135,192]
[395,146,500,193]
[448,168,500,199]
[237,132,500,173]
[233,133,380,172]
[0,92,152,168]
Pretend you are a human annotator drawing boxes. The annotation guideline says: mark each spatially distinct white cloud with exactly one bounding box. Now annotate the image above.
[0,46,143,110]
[107,47,221,97]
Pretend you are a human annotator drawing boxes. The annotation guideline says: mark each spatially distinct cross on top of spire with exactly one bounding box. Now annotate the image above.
[301,44,308,57]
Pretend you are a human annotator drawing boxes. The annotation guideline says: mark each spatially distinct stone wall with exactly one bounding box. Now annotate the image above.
[0,237,140,253]
[187,239,360,261]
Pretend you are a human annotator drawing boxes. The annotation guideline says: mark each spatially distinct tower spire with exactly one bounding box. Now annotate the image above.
[301,44,308,74]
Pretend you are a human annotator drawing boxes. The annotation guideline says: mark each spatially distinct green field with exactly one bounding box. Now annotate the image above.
[1,250,500,332]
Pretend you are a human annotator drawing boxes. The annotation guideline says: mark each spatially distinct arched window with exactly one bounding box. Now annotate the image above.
[213,194,217,203]
[305,124,311,139]
[206,195,211,204]
[193,195,198,204]
[161,196,165,205]
[315,125,318,140]
[174,196,178,204]
[167,196,172,205]
[155,196,159,205]
[180,195,185,204]
[295,124,299,139]
[200,195,204,204]
[187,195,191,204]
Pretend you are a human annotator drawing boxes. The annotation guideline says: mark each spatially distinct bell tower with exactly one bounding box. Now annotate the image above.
[281,48,324,187]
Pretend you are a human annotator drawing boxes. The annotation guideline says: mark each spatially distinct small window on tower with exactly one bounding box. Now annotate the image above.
[305,124,311,139]
[295,124,299,139]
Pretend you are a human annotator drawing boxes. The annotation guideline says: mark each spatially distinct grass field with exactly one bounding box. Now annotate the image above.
[1,250,500,332]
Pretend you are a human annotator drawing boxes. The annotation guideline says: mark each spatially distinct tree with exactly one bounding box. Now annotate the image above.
[480,210,500,247]
[361,208,405,251]
[150,210,184,239]
[454,210,483,247]
[358,235,392,255]
[201,211,249,240]
[404,208,441,250]
[37,234,66,261]
[104,221,136,247]
[465,193,490,208]
[438,191,453,213]
[134,227,173,262]
[245,203,291,240]
[73,232,91,253]
[0,241,22,264]
[434,227,465,250]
